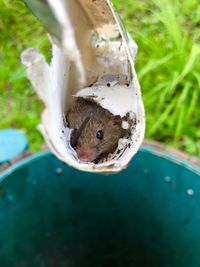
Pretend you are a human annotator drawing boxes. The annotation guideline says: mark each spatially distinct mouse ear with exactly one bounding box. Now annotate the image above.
[21,0,145,174]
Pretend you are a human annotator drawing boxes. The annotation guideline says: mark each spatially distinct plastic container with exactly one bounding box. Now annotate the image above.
[0,129,28,164]
[0,144,199,267]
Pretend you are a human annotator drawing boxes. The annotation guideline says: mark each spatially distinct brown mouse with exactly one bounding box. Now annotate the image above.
[66,97,131,162]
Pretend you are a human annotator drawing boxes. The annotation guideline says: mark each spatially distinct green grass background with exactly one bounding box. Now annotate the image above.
[0,0,200,156]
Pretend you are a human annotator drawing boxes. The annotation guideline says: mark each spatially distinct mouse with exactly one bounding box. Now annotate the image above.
[66,97,132,163]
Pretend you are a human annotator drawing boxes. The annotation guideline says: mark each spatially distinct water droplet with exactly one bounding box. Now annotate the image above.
[187,189,194,196]
[7,194,14,201]
[143,168,149,174]
[164,176,171,182]
[56,167,63,174]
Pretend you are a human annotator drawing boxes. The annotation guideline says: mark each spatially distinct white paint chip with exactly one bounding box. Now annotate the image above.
[121,121,129,130]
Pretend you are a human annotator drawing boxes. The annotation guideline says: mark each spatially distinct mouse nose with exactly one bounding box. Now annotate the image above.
[76,148,96,162]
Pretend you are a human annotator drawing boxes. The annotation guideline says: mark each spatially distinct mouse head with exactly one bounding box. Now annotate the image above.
[70,112,124,162]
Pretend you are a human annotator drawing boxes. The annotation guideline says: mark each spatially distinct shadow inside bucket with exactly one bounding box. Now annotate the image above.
[0,150,199,267]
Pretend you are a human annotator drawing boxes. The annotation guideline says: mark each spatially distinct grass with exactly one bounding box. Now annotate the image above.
[113,0,200,156]
[0,0,50,150]
[0,0,200,157]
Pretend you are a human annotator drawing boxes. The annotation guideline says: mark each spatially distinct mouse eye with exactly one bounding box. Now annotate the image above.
[96,130,104,140]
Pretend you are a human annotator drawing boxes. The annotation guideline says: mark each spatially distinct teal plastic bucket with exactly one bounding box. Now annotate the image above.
[0,145,199,267]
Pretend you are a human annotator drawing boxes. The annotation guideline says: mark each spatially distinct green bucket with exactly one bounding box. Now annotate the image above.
[0,145,199,267]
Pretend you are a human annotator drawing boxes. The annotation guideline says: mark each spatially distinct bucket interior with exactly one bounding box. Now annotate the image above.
[0,148,199,267]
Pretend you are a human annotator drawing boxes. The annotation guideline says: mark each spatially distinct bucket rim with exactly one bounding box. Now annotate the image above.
[0,141,199,181]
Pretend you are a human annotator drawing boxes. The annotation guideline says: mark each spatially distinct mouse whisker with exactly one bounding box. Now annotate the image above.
[96,140,109,151]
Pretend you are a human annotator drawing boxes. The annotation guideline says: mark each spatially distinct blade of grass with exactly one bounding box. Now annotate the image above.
[152,0,183,48]
[186,89,199,121]
[174,103,186,142]
[143,81,169,99]
[169,44,200,94]
[176,82,190,107]
[138,54,173,79]
[193,72,200,91]
[148,100,176,136]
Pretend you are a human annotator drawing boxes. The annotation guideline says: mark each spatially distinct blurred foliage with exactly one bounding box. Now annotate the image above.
[113,0,200,156]
[0,0,50,150]
[0,0,200,156]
